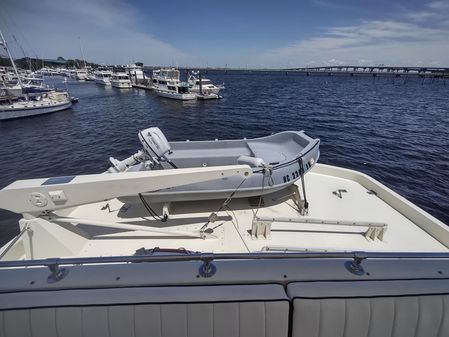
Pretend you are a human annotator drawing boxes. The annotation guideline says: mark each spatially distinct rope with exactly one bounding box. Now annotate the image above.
[200,177,248,233]
[139,193,167,222]
[253,167,271,219]
[298,157,309,210]
[252,139,319,174]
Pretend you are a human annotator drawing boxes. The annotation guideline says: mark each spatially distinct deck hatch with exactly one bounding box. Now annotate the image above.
[42,176,75,185]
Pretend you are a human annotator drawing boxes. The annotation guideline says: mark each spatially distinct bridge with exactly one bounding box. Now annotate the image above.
[146,65,449,79]
[283,65,449,78]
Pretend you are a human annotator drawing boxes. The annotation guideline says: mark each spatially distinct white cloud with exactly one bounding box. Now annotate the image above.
[427,1,449,10]
[261,4,449,67]
[1,0,193,65]
[2,0,449,68]
[406,11,437,21]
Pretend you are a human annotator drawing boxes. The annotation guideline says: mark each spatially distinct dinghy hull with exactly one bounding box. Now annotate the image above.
[118,129,320,203]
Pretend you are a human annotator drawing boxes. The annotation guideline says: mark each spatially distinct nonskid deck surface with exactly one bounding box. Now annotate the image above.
[49,165,448,258]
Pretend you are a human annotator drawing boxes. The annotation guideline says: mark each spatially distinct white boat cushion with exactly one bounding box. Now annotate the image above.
[237,155,266,168]
[0,284,289,337]
[288,280,449,337]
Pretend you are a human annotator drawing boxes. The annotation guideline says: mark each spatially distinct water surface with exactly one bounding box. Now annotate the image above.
[0,72,448,245]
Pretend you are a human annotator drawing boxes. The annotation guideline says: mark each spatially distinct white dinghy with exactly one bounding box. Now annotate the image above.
[108,127,320,203]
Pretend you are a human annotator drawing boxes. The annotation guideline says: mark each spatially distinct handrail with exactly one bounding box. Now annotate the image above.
[0,224,29,261]
[1,251,449,269]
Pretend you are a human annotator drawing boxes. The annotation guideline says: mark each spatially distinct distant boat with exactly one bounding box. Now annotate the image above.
[0,91,72,120]
[111,72,132,88]
[0,30,72,120]
[94,69,113,85]
[153,68,196,100]
[188,71,222,95]
[125,63,147,84]
[73,68,88,81]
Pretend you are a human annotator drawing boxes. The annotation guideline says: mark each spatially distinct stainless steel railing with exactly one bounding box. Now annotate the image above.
[1,251,449,269]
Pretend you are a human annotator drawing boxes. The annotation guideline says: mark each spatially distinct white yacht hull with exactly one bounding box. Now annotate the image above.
[156,89,196,100]
[191,87,220,95]
[3,85,22,97]
[95,78,111,85]
[111,81,132,89]
[196,92,222,100]
[0,255,449,337]
[0,100,72,120]
[1,161,449,335]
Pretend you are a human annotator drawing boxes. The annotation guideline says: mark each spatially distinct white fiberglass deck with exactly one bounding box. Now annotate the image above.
[23,163,446,260]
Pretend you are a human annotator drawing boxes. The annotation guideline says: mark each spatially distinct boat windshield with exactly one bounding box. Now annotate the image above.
[195,80,212,85]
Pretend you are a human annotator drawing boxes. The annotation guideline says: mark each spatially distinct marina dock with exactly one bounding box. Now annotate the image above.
[132,83,152,90]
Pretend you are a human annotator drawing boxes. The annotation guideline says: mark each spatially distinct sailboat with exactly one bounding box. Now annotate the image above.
[0,30,72,121]
[74,36,91,81]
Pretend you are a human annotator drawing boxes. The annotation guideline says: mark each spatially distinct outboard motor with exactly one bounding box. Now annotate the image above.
[138,127,177,168]
[107,127,175,173]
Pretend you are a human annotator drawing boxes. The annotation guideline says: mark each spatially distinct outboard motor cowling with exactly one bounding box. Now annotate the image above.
[138,127,172,165]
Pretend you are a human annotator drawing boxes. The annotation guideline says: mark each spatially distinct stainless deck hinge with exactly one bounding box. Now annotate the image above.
[198,253,216,278]
[333,189,347,199]
[345,252,367,276]
[45,259,69,283]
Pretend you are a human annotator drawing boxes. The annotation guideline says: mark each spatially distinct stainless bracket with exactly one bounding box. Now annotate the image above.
[251,218,272,239]
[333,189,347,199]
[345,252,367,276]
[198,253,216,278]
[46,259,68,283]
[291,184,308,215]
[162,202,171,221]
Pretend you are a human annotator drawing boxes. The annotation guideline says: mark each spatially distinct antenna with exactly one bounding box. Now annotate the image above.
[78,36,87,68]
[0,30,23,88]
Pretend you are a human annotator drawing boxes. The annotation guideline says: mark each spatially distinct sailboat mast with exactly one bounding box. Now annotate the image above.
[78,37,87,68]
[0,30,23,88]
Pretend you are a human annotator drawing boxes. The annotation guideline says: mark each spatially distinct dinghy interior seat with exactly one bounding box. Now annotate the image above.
[247,131,313,165]
[166,143,254,168]
[247,141,288,165]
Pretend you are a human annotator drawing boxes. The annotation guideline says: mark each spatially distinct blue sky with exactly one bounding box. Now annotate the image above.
[1,0,449,67]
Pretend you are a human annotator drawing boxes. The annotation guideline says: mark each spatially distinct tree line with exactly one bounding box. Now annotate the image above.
[0,56,100,70]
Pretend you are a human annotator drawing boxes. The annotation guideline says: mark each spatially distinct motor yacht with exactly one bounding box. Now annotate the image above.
[188,70,223,95]
[94,69,113,85]
[153,68,196,100]
[125,63,146,84]
[0,127,448,336]
[111,72,132,88]
[73,68,88,81]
